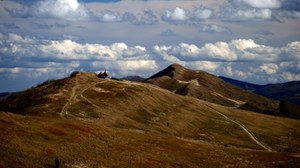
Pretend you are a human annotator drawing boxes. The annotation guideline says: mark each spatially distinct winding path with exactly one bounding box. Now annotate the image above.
[60,77,78,119]
[60,77,106,119]
[206,104,273,152]
[59,75,272,152]
[79,81,105,110]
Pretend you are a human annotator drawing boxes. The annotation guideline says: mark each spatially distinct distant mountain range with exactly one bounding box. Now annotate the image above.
[220,76,300,106]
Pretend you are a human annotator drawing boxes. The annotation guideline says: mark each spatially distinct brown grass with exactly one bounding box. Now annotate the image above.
[0,71,299,167]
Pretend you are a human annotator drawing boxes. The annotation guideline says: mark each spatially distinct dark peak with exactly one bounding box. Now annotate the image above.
[69,71,80,78]
[170,63,184,69]
[147,63,191,80]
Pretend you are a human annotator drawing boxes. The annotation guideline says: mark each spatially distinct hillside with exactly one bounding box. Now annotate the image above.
[220,76,300,105]
[122,75,145,82]
[145,64,291,117]
[0,71,300,167]
[220,76,264,91]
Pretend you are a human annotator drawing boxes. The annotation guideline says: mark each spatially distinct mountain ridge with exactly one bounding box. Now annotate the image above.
[0,69,300,167]
[145,64,300,119]
[220,76,300,105]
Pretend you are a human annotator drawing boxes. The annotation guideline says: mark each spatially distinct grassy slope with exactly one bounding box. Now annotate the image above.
[1,112,300,168]
[146,64,280,115]
[0,72,300,167]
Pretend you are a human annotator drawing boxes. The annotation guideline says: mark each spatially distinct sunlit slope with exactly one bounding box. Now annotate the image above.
[145,64,300,118]
[0,71,299,167]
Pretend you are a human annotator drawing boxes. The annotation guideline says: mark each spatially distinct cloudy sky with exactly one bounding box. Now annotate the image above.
[0,0,299,92]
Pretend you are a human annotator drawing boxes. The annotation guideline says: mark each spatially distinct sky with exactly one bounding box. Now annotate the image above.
[0,0,300,92]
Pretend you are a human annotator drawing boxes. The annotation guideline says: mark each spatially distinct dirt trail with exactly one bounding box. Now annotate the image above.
[60,77,78,119]
[60,76,106,119]
[79,81,105,110]
[206,104,273,152]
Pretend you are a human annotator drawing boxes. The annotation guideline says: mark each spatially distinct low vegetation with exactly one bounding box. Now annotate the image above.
[0,70,299,167]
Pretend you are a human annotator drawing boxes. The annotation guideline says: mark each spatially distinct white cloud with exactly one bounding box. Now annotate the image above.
[223,66,233,76]
[1,32,300,90]
[0,33,149,61]
[241,0,281,9]
[198,24,231,33]
[94,9,159,25]
[193,7,213,20]
[189,61,219,72]
[133,10,159,25]
[201,42,238,61]
[162,7,188,22]
[281,41,300,61]
[0,67,72,79]
[0,33,158,79]
[277,10,300,18]
[91,60,158,77]
[281,72,300,81]
[153,39,300,62]
[98,10,122,22]
[6,0,91,21]
[220,0,275,21]
[259,63,279,74]
[225,8,272,21]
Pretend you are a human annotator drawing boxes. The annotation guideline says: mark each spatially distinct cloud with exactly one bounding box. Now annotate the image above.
[0,33,150,62]
[161,6,214,25]
[132,10,159,25]
[0,32,160,80]
[198,24,231,33]
[97,10,122,22]
[281,41,300,61]
[6,0,92,21]
[1,32,300,91]
[220,0,275,21]
[271,0,300,18]
[259,63,279,74]
[281,72,300,81]
[92,60,157,71]
[162,7,188,23]
[94,9,159,25]
[91,60,158,77]
[122,10,159,25]
[241,0,281,9]
[2,33,298,66]
[188,61,219,72]
[192,7,213,20]
[221,8,273,21]
[276,10,300,18]
[153,39,300,62]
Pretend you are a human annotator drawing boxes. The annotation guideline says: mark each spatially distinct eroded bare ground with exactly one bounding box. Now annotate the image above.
[0,72,300,167]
